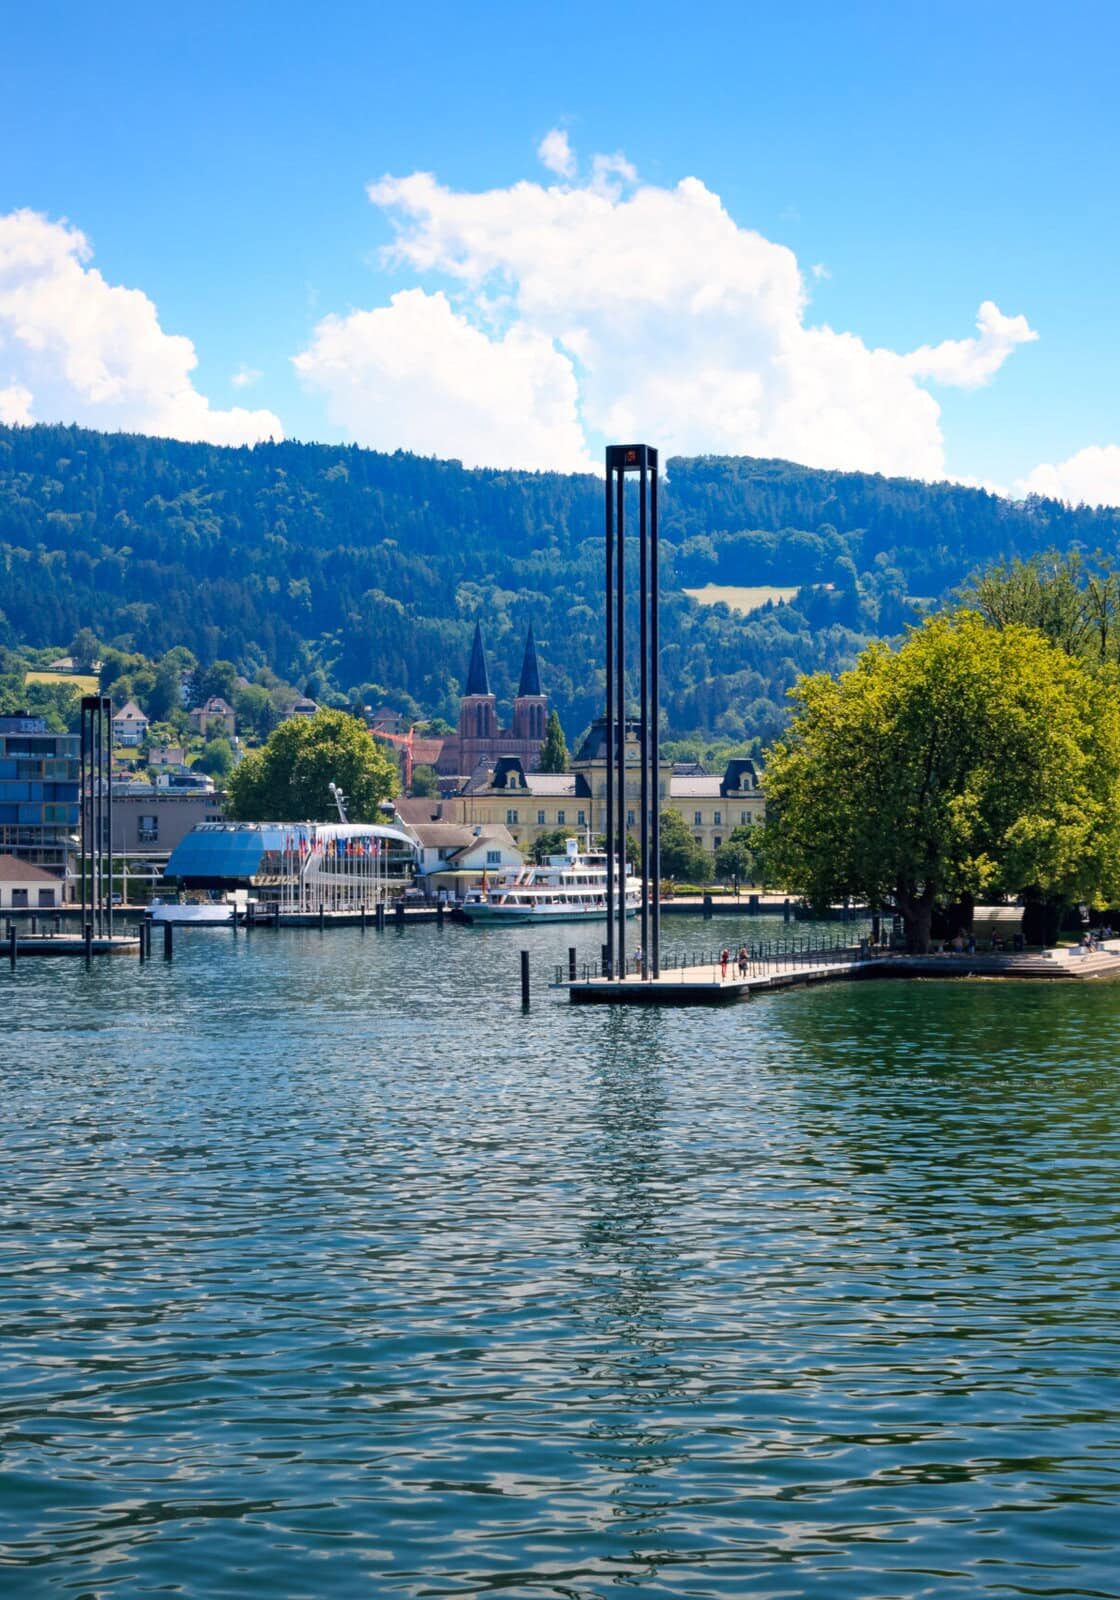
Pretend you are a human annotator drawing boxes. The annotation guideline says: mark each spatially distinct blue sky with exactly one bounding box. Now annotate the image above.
[2,0,1118,500]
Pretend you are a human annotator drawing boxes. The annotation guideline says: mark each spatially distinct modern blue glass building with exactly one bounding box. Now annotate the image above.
[0,713,80,883]
[164,821,417,908]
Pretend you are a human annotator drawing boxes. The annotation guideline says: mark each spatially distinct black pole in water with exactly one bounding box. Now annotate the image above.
[436,901,444,928]
[395,899,405,927]
[8,924,15,969]
[319,902,325,933]
[568,945,577,982]
[376,901,386,933]
[520,949,530,1009]
[163,920,173,960]
[138,919,145,963]
[360,903,366,932]
[84,920,93,964]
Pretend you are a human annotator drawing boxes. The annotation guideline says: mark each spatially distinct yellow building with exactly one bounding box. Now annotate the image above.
[427,718,764,860]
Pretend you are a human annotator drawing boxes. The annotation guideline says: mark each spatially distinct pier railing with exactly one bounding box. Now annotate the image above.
[555,932,867,986]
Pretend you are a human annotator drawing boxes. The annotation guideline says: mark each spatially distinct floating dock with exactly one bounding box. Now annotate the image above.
[5,932,140,958]
[561,943,1120,1005]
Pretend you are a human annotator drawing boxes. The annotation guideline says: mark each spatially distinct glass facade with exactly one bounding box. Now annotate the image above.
[0,714,80,880]
[165,821,417,890]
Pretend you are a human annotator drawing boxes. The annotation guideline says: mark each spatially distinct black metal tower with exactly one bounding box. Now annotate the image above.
[604,443,660,979]
[80,696,114,940]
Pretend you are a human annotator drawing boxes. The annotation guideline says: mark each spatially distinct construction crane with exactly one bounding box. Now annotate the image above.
[370,724,418,790]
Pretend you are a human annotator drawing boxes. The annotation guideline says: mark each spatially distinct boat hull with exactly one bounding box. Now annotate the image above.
[460,904,638,925]
[150,903,235,925]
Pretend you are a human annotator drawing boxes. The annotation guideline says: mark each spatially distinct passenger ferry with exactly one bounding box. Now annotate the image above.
[460,839,641,924]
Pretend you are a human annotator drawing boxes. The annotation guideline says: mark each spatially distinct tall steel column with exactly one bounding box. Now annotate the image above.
[80,696,113,939]
[604,444,660,980]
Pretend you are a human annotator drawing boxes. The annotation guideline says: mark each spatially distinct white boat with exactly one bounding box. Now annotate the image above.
[460,840,642,924]
[149,897,235,925]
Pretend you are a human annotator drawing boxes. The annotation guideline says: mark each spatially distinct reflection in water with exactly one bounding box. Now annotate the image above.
[1,917,1118,1598]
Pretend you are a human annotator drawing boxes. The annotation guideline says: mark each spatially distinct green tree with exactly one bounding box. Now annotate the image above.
[410,763,440,798]
[68,628,101,671]
[764,611,1120,950]
[226,709,399,821]
[535,827,583,863]
[714,822,762,885]
[538,709,569,773]
[658,808,712,883]
[197,659,239,705]
[233,683,278,741]
[195,737,234,780]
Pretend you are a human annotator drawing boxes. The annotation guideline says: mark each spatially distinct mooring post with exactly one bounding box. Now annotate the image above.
[520,949,530,1009]
[144,912,153,959]
[703,893,712,921]
[436,901,444,927]
[601,941,609,977]
[394,899,405,927]
[568,945,577,982]
[138,917,145,962]
[54,913,62,934]
[8,923,16,969]
[376,901,386,933]
[30,914,37,937]
[783,898,791,923]
[163,920,173,961]
[360,902,366,932]
[84,920,93,963]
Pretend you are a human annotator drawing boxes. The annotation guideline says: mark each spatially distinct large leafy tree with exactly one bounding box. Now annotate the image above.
[764,611,1120,950]
[658,808,712,883]
[714,822,765,885]
[226,709,398,821]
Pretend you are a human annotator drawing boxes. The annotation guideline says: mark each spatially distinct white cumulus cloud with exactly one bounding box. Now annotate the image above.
[537,127,575,179]
[291,143,1038,477]
[1014,444,1120,507]
[903,299,1038,389]
[230,363,262,390]
[0,209,282,444]
[293,287,592,473]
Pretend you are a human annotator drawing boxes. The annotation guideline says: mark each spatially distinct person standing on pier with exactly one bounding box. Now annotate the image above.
[720,948,730,980]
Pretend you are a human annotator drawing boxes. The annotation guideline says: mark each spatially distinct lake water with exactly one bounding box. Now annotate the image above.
[2,915,1118,1598]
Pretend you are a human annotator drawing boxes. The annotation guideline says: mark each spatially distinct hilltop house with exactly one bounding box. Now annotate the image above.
[190,697,236,738]
[112,700,149,747]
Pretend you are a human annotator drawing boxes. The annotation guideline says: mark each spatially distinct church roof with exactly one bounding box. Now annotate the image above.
[517,624,542,697]
[465,622,491,697]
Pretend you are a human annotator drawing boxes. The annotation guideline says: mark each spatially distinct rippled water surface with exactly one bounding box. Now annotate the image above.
[2,915,1118,1598]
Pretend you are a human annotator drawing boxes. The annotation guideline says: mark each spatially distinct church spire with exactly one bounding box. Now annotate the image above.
[517,623,542,697]
[465,621,491,697]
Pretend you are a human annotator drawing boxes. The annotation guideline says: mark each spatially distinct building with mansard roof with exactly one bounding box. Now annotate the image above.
[435,623,549,781]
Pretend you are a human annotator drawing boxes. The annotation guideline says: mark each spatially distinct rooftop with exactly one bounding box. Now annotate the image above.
[0,854,62,883]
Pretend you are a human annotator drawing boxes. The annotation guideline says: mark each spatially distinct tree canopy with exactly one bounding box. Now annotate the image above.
[764,611,1120,949]
[226,709,398,821]
[658,809,712,883]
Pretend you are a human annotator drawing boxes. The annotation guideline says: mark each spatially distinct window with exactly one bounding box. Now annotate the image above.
[577,810,586,826]
[626,809,635,826]
[694,811,702,827]
[537,810,546,825]
[11,889,28,907]
[713,810,721,825]
[138,814,158,843]
[740,810,749,824]
[38,888,55,907]
[557,809,565,825]
[486,849,501,866]
[506,809,519,824]
[714,836,722,849]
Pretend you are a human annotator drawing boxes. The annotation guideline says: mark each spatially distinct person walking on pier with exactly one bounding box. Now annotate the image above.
[720,947,730,981]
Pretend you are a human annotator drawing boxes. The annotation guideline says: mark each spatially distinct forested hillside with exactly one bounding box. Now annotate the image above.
[1,423,1117,743]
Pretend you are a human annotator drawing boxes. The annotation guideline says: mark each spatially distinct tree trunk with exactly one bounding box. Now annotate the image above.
[896,884,935,953]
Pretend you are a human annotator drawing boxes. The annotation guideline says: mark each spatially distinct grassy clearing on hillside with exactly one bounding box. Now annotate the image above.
[684,584,800,615]
[24,670,100,694]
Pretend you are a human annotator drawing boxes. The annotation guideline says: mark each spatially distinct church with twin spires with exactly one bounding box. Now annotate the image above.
[435,623,549,781]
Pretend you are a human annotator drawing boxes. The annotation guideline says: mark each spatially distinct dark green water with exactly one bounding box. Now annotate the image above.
[2,916,1118,1598]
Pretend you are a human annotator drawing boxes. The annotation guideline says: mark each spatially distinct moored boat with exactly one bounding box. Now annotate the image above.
[149,897,235,925]
[459,840,641,924]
